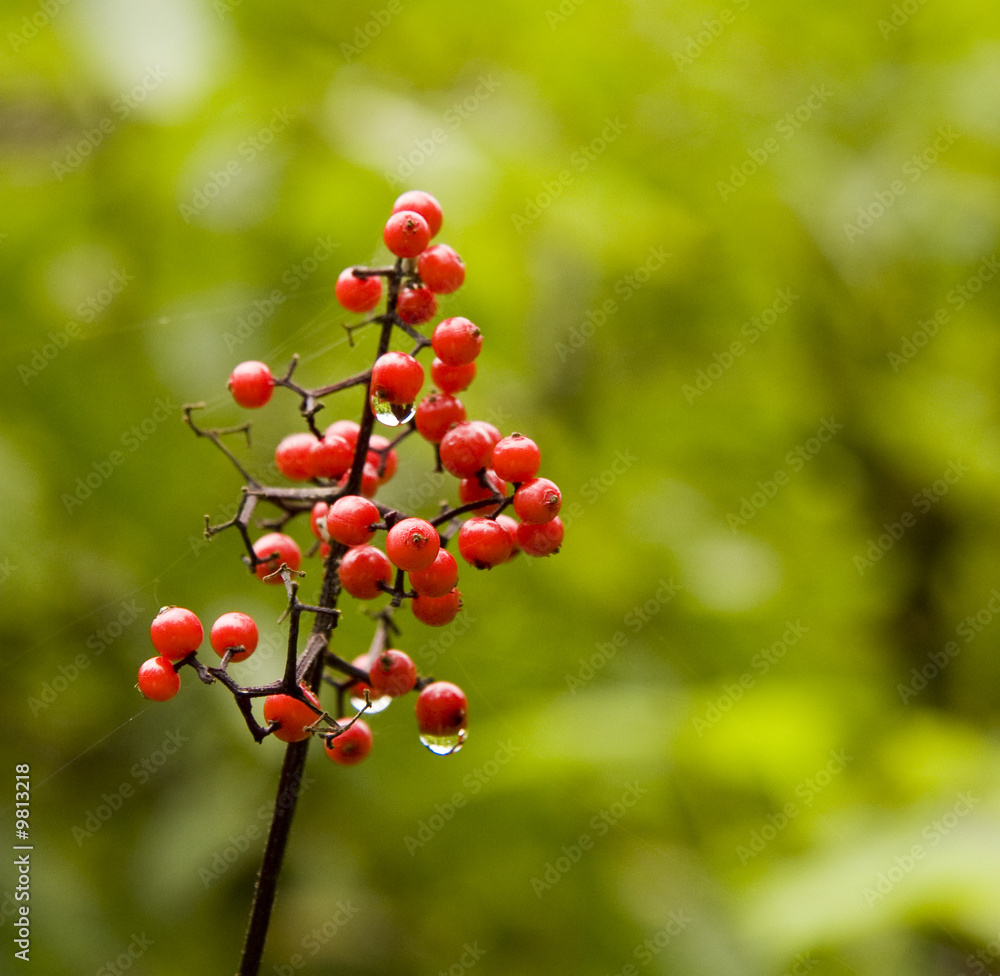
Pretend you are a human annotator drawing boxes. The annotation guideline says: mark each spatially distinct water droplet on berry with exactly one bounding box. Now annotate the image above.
[371,394,416,428]
[350,689,392,714]
[419,728,467,756]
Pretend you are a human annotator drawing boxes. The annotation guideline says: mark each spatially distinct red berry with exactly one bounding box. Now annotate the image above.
[415,681,467,736]
[336,463,381,498]
[491,433,541,483]
[495,514,520,559]
[386,517,440,572]
[209,611,259,662]
[431,357,476,394]
[264,686,321,743]
[457,517,514,569]
[310,501,331,542]
[411,588,462,626]
[339,545,393,600]
[513,478,562,524]
[417,244,465,294]
[150,606,203,661]
[408,548,459,597]
[415,392,466,444]
[368,649,418,697]
[335,268,383,313]
[326,495,379,547]
[432,317,482,366]
[470,420,502,450]
[228,361,274,409]
[325,419,360,446]
[275,432,319,481]
[459,469,507,514]
[371,351,424,405]
[367,434,399,483]
[383,210,431,258]
[516,517,564,557]
[253,532,302,582]
[396,286,438,325]
[439,422,494,478]
[137,656,181,701]
[392,190,443,237]
[310,433,353,480]
[324,718,373,766]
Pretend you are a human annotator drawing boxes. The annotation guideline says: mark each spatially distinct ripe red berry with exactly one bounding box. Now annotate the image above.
[430,357,476,394]
[396,286,438,325]
[457,517,514,569]
[417,244,465,294]
[411,588,462,626]
[324,718,373,766]
[459,469,507,514]
[371,351,425,405]
[209,611,259,662]
[383,210,431,258]
[150,606,203,661]
[326,495,379,547]
[415,681,467,736]
[368,649,418,697]
[415,392,466,443]
[337,463,381,498]
[432,317,482,366]
[253,532,303,581]
[228,361,274,409]
[392,190,443,237]
[470,420,502,450]
[137,656,181,701]
[386,517,440,572]
[335,268,383,313]
[310,501,331,542]
[367,434,399,483]
[275,432,319,481]
[310,433,353,480]
[339,545,393,600]
[491,433,541,483]
[439,422,494,478]
[263,686,322,743]
[325,419,360,446]
[516,517,564,557]
[495,514,520,559]
[513,478,562,524]
[408,548,459,597]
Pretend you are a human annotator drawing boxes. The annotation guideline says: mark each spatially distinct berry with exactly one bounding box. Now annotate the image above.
[415,392,466,443]
[417,244,465,294]
[411,588,462,626]
[209,611,259,662]
[368,649,418,697]
[431,317,482,366]
[326,495,379,547]
[408,548,459,597]
[339,546,393,600]
[367,434,399,483]
[439,422,494,478]
[383,210,431,258]
[415,681,467,736]
[275,432,319,481]
[516,517,564,557]
[495,514,520,559]
[513,478,562,524]
[325,419,360,446]
[470,421,502,450]
[431,356,476,394]
[337,464,381,498]
[263,686,321,743]
[491,433,541,483]
[324,719,373,766]
[310,501,331,542]
[371,351,425,406]
[335,268,383,313]
[228,361,274,409]
[386,518,440,572]
[396,286,437,325]
[137,656,180,701]
[459,469,507,514]
[457,517,514,569]
[253,532,303,582]
[310,433,353,480]
[392,190,443,237]
[150,606,203,661]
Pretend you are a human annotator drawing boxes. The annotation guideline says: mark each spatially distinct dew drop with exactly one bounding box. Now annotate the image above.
[371,394,416,427]
[419,728,467,756]
[350,691,392,714]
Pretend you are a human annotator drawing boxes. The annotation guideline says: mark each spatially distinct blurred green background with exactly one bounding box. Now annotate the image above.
[3,0,1000,974]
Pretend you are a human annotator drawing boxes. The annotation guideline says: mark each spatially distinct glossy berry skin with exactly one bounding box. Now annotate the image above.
[396,286,438,325]
[430,357,476,394]
[150,607,203,661]
[411,588,462,626]
[513,478,563,524]
[383,210,431,258]
[495,514,520,559]
[415,392,466,443]
[386,518,440,572]
[325,419,360,446]
[417,244,465,294]
[337,463,381,499]
[439,422,494,478]
[326,495,379,547]
[516,517,564,557]
[459,469,507,514]
[368,649,418,697]
[210,611,259,662]
[275,432,319,481]
[371,351,425,405]
[137,656,181,701]
[392,190,443,237]
[415,681,468,736]
[310,434,353,480]
[432,317,482,366]
[408,548,459,597]
[264,686,321,743]
[492,433,541,483]
[324,719,373,766]
[310,501,331,542]
[253,532,303,582]
[457,517,514,569]
[470,420,502,450]
[339,546,393,600]
[228,361,274,409]
[335,268,383,313]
